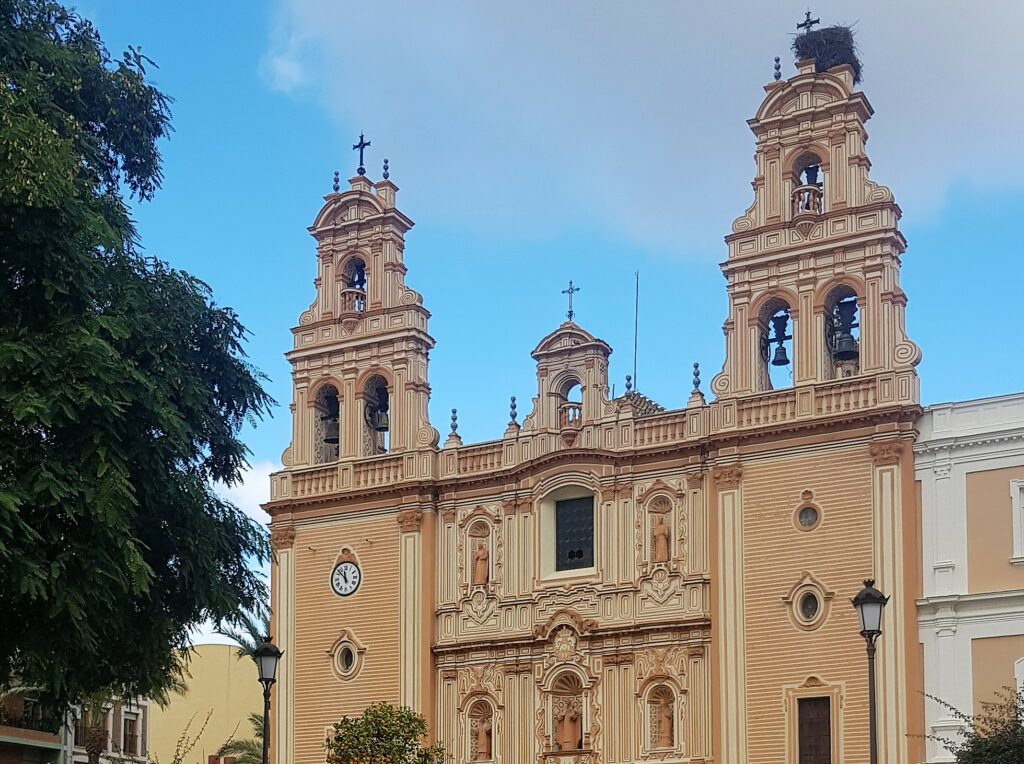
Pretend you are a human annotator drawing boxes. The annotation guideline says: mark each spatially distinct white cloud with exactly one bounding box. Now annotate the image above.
[262,0,1024,255]
[215,459,277,525]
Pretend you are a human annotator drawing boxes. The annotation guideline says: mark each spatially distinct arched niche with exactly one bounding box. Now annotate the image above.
[823,284,861,379]
[757,297,794,391]
[361,374,390,455]
[467,698,494,762]
[550,671,585,753]
[339,255,368,315]
[646,684,679,752]
[312,383,340,464]
[558,377,583,429]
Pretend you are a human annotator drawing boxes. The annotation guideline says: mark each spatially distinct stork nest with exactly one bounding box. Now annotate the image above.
[792,25,863,84]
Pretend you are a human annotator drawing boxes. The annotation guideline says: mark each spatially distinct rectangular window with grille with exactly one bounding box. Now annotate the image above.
[123,716,138,756]
[797,697,831,764]
[555,496,594,571]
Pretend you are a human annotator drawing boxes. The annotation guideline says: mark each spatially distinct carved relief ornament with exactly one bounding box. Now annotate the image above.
[270,524,296,551]
[396,509,424,532]
[713,464,743,489]
[870,440,903,466]
[533,608,599,640]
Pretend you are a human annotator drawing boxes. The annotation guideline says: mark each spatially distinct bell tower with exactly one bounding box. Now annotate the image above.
[708,44,925,764]
[280,167,438,474]
[710,58,921,403]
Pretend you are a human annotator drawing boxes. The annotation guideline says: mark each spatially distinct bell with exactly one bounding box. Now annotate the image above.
[322,416,339,445]
[372,409,390,433]
[832,332,858,362]
[771,343,790,367]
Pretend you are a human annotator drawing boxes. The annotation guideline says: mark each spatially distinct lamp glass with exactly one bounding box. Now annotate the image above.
[857,600,884,634]
[257,651,279,683]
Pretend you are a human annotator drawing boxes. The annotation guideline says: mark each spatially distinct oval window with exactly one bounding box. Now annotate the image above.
[334,642,359,678]
[800,592,820,621]
[798,506,819,528]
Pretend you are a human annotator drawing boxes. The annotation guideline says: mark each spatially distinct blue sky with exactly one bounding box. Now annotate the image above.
[82,1,1024,529]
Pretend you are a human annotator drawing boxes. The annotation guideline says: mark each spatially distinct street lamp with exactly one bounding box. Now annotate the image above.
[852,579,890,764]
[253,636,283,764]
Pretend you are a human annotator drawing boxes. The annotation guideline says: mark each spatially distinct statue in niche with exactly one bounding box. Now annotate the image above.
[555,706,581,751]
[472,541,489,587]
[656,694,673,748]
[474,717,492,761]
[652,514,671,563]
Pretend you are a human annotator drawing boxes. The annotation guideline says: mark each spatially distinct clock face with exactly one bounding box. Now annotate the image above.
[331,561,361,597]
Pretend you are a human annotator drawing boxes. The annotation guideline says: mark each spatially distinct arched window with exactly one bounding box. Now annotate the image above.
[341,257,367,314]
[468,700,494,762]
[559,380,583,428]
[824,286,860,379]
[792,152,825,217]
[362,375,390,455]
[758,298,793,391]
[313,384,340,464]
[551,673,584,752]
[647,685,677,751]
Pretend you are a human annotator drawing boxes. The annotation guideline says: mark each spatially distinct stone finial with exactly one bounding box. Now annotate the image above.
[773,56,782,81]
[450,408,458,435]
[383,158,390,180]
[625,374,633,393]
[509,396,517,424]
[688,361,706,409]
[332,170,340,193]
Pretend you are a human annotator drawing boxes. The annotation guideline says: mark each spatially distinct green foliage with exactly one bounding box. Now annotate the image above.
[214,612,271,661]
[216,712,264,764]
[325,704,445,764]
[792,24,863,84]
[0,0,273,707]
[928,688,1024,763]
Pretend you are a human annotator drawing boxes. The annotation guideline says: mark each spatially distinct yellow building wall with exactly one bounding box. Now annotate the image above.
[291,512,402,764]
[971,635,1024,711]
[148,644,262,764]
[967,466,1024,593]
[740,444,875,764]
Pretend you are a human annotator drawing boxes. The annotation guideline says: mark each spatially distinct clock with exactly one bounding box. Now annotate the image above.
[330,561,361,597]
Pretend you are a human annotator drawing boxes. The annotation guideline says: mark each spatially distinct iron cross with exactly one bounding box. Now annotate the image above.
[562,280,580,321]
[797,9,820,33]
[353,133,371,176]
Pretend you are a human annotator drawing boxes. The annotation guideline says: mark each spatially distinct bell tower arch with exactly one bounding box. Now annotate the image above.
[281,170,437,470]
[711,58,921,403]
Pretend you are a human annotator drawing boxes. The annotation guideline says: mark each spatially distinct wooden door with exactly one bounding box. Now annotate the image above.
[798,696,832,764]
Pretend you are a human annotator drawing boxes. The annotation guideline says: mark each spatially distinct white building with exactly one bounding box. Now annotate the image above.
[916,392,1024,762]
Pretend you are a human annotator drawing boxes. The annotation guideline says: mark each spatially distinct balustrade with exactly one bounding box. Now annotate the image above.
[457,442,504,474]
[291,465,338,497]
[353,454,404,488]
[559,402,582,428]
[792,184,824,216]
[339,287,366,315]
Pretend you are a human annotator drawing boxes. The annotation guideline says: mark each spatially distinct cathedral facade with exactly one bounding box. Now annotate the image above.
[267,55,924,764]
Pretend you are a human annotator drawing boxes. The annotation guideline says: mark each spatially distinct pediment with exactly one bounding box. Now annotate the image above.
[310,190,387,231]
[755,69,856,122]
[531,321,612,360]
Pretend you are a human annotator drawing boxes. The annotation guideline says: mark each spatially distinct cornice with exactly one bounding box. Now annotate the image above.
[914,428,1024,456]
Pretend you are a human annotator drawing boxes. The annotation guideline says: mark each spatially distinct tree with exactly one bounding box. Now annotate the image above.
[217,712,264,764]
[325,703,445,764]
[0,0,273,708]
[214,612,271,661]
[929,687,1024,763]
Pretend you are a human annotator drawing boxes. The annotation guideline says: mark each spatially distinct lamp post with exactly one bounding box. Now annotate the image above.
[253,636,283,764]
[852,579,890,764]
